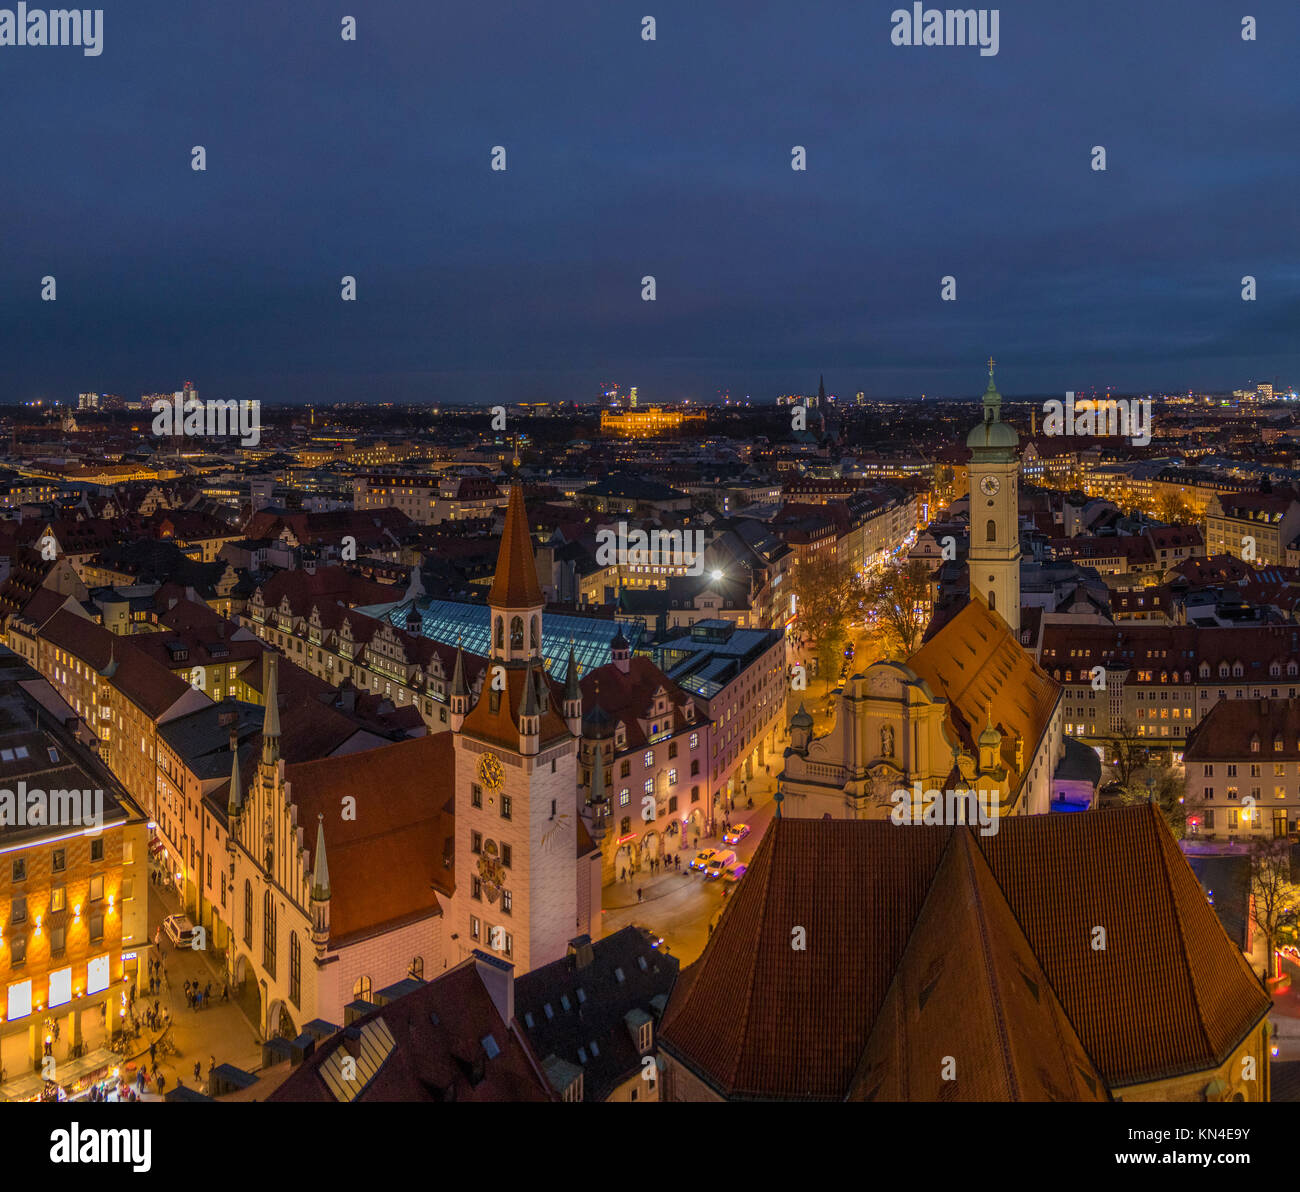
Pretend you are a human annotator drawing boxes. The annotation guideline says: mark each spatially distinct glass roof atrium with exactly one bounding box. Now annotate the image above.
[356,598,645,683]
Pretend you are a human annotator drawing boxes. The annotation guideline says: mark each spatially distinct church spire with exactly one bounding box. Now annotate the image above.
[982,356,1002,422]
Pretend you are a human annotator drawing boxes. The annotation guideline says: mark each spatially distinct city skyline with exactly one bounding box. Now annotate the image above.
[1,0,1296,404]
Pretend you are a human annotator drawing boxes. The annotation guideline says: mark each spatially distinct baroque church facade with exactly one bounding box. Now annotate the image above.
[777,364,1069,823]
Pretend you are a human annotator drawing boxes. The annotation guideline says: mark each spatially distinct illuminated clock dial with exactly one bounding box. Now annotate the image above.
[979,475,1001,496]
[477,752,504,791]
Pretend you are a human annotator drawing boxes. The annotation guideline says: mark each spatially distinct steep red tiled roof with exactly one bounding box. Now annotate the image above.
[487,485,544,609]
[848,831,1107,1102]
[287,733,457,942]
[660,805,1269,1100]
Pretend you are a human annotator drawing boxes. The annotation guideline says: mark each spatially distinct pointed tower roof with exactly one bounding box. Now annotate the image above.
[519,662,540,719]
[818,374,826,401]
[98,639,117,679]
[226,742,243,816]
[564,641,581,701]
[450,637,468,698]
[262,650,281,739]
[487,484,544,609]
[311,813,330,901]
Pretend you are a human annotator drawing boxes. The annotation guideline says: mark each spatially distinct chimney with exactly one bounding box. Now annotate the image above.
[473,949,514,1026]
[567,935,594,971]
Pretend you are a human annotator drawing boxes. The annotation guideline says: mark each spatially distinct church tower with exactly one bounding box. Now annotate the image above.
[966,359,1020,634]
[453,485,580,974]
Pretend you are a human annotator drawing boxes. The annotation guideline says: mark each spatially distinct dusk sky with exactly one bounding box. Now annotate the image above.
[2,0,1297,405]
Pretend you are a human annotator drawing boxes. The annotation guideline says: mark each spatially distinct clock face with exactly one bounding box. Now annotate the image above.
[979,475,1001,496]
[477,752,504,791]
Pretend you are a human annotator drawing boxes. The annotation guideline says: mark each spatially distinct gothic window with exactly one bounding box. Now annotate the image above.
[494,617,504,650]
[353,975,372,1002]
[263,890,277,978]
[989,590,997,611]
[243,879,252,946]
[530,616,539,650]
[986,519,996,543]
[510,617,524,650]
[289,933,300,1008]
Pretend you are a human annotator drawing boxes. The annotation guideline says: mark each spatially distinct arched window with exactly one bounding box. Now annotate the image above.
[620,816,632,835]
[353,975,372,1002]
[263,890,277,977]
[410,956,424,980]
[494,617,504,650]
[289,933,301,1008]
[530,616,539,650]
[510,616,524,650]
[243,879,252,946]
[989,590,997,611]
[986,519,996,543]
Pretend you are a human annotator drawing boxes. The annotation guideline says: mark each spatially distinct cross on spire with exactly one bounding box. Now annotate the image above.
[987,356,996,381]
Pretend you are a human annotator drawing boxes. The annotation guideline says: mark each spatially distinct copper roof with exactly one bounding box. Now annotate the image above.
[487,485,544,609]
[659,805,1270,1101]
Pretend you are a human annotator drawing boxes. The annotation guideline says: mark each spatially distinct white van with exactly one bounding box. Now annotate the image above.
[702,850,737,880]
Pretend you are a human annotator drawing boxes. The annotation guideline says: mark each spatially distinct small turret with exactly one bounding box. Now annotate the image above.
[261,650,281,774]
[563,640,582,735]
[789,703,814,755]
[518,663,540,754]
[310,814,330,951]
[449,638,469,731]
[611,629,631,674]
[978,708,1002,774]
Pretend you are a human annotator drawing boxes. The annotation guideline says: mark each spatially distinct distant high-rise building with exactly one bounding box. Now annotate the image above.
[856,391,865,407]
[1257,383,1274,401]
[629,387,638,409]
[77,392,99,410]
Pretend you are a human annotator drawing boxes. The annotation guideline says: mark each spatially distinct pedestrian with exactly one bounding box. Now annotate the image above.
[209,1056,215,1083]
[222,985,229,1003]
[157,1073,166,1095]
[149,1041,156,1065]
[194,1060,201,1082]
[637,886,643,903]
[619,867,625,883]
[153,999,159,1018]
[204,982,212,1003]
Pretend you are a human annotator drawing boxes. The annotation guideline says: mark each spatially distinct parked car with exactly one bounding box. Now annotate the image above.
[690,849,718,872]
[162,913,195,948]
[723,823,751,844]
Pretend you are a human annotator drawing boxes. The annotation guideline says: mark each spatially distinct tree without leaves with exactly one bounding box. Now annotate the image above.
[863,557,934,659]
[1100,721,1149,789]
[791,553,867,689]
[1247,837,1300,983]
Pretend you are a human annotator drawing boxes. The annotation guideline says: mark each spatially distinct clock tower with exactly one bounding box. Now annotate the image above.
[966,359,1020,634]
[452,484,582,974]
